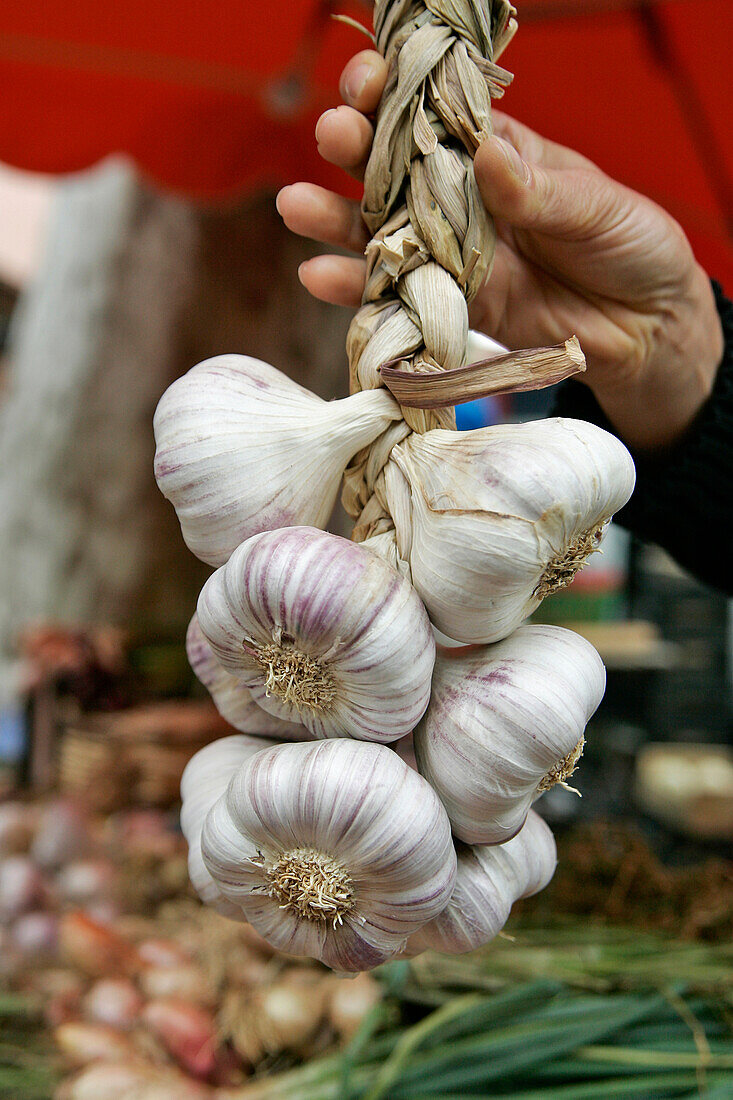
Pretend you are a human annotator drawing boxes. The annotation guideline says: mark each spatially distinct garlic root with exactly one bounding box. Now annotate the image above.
[186,615,308,740]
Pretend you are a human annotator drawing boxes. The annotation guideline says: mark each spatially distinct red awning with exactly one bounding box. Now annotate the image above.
[0,0,367,198]
[1,0,731,283]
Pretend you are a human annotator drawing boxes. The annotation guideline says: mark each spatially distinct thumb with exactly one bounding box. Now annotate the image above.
[475,135,615,239]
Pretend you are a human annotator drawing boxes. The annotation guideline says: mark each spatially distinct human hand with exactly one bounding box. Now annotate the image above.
[277,50,723,450]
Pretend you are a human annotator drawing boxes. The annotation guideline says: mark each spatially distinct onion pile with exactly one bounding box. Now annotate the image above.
[0,797,384,1098]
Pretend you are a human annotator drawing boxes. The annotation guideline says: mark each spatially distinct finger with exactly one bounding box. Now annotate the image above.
[315,105,374,181]
[475,136,623,240]
[276,183,369,254]
[490,111,598,173]
[298,255,366,308]
[339,50,388,112]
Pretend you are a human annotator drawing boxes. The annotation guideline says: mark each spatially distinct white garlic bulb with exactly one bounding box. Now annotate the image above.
[407,811,556,956]
[414,625,606,844]
[201,739,457,971]
[374,418,635,644]
[186,614,310,740]
[154,354,401,567]
[197,526,435,742]
[180,735,278,917]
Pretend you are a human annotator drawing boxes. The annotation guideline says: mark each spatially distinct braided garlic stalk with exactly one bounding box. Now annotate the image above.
[343,0,514,518]
[155,0,637,971]
[340,1,633,647]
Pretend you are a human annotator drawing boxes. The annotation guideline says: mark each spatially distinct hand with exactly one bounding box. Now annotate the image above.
[277,50,724,450]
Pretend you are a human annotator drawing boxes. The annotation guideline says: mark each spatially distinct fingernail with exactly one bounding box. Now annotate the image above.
[275,187,289,215]
[297,261,309,282]
[343,62,372,103]
[492,136,530,182]
[315,108,337,146]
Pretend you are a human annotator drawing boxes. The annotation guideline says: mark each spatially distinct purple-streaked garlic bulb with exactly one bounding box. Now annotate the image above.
[414,625,606,843]
[406,810,557,956]
[369,418,635,644]
[180,735,278,916]
[186,615,310,740]
[153,354,401,567]
[201,740,457,971]
[197,527,435,742]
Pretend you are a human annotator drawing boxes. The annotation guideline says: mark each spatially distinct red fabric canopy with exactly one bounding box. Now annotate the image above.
[0,0,366,198]
[1,0,731,284]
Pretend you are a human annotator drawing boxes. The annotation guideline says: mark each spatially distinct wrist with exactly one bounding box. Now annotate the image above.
[590,264,723,451]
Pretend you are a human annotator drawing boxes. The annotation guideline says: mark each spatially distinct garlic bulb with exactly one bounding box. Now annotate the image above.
[414,625,606,843]
[374,418,635,644]
[201,740,457,971]
[197,526,435,741]
[186,615,309,740]
[154,354,401,566]
[180,735,278,917]
[407,811,556,956]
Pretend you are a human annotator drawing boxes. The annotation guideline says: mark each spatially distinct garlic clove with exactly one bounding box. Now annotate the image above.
[0,802,35,855]
[0,856,48,920]
[201,740,457,972]
[413,624,606,844]
[327,970,383,1040]
[54,1021,138,1067]
[56,859,118,907]
[59,912,141,979]
[139,963,215,1006]
[180,735,280,917]
[57,1061,211,1100]
[154,354,401,567]
[32,799,93,869]
[186,614,310,740]
[11,910,59,961]
[82,978,143,1030]
[141,997,219,1079]
[406,810,557,956]
[136,938,191,969]
[381,418,635,644]
[255,976,325,1052]
[197,527,436,742]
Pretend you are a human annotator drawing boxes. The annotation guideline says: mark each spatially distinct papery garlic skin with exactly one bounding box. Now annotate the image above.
[201,740,457,972]
[380,418,635,644]
[197,527,435,742]
[186,615,310,740]
[180,735,278,917]
[414,625,606,844]
[154,354,401,567]
[406,811,556,956]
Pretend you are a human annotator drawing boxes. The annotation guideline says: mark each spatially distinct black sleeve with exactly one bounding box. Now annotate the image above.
[552,281,733,594]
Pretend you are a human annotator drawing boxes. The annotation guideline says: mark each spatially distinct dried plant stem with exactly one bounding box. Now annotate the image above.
[343,0,516,531]
[379,337,586,408]
[342,1,587,539]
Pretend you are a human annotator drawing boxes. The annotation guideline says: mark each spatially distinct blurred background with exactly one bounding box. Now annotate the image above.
[0,2,732,1097]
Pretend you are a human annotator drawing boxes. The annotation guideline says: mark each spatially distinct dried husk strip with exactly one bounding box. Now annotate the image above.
[380,337,586,407]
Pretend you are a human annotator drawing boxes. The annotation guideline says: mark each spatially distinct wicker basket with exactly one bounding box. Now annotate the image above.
[59,701,232,811]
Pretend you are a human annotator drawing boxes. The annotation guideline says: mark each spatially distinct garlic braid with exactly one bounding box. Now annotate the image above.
[343,0,517,539]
